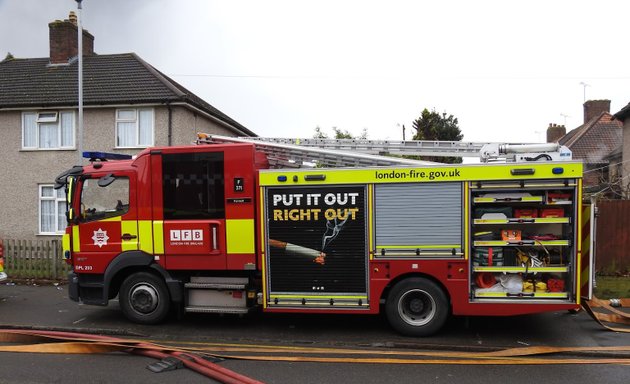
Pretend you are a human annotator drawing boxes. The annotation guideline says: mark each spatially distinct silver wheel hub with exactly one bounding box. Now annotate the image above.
[398,289,436,326]
[129,283,159,314]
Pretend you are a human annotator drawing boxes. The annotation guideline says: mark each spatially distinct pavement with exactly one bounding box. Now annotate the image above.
[1,282,630,383]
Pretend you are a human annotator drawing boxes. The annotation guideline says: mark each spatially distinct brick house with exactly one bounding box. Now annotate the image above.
[547,100,622,196]
[0,13,255,240]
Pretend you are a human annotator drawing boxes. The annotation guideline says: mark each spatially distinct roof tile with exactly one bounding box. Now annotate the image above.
[559,112,621,163]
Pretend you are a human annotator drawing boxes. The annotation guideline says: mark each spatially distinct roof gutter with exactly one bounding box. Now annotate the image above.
[0,102,170,111]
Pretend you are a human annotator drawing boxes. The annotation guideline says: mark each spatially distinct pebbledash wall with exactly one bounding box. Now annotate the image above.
[168,105,236,145]
[0,104,237,241]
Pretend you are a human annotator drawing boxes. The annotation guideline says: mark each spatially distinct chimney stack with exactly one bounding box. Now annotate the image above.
[49,11,95,64]
[583,100,610,123]
[546,123,566,143]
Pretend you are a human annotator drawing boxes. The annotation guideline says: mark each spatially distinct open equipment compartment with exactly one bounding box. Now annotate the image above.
[469,179,578,302]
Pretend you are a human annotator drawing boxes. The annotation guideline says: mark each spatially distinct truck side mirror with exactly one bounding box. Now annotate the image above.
[98,174,116,187]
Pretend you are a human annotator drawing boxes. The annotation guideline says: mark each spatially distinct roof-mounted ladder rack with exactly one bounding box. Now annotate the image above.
[197,134,572,166]
[197,134,437,168]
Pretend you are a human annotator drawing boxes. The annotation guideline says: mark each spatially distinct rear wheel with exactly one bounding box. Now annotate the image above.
[386,278,449,336]
[119,272,170,324]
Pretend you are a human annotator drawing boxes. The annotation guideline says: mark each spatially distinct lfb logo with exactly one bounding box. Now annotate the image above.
[170,229,203,242]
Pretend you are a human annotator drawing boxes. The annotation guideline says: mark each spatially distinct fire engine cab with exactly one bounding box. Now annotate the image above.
[54,135,593,336]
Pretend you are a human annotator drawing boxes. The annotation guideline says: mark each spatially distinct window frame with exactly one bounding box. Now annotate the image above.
[38,184,67,235]
[78,176,131,223]
[162,152,226,220]
[37,111,59,123]
[22,110,76,150]
[115,108,154,148]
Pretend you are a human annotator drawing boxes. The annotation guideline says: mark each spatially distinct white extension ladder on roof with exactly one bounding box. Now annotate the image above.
[197,134,572,167]
[197,134,437,168]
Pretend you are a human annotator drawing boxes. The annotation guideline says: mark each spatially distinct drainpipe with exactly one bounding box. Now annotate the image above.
[167,103,173,146]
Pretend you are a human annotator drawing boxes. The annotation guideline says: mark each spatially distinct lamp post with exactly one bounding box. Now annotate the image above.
[76,0,84,164]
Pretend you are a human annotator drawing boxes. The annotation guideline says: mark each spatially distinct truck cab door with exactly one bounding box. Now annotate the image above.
[73,172,137,273]
[159,150,228,269]
[155,146,257,271]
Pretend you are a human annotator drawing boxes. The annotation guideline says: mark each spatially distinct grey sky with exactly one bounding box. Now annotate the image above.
[1,0,628,143]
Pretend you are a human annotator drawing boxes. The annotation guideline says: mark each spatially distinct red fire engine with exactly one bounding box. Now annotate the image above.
[54,135,594,336]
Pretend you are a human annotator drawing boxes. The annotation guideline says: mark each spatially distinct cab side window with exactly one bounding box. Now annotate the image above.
[162,152,225,220]
[80,177,130,222]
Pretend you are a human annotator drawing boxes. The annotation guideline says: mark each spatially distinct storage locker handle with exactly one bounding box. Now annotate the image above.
[507,240,535,245]
[506,292,535,298]
[508,218,535,223]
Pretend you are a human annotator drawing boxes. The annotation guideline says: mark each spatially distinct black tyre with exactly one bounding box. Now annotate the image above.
[119,272,170,324]
[385,277,449,336]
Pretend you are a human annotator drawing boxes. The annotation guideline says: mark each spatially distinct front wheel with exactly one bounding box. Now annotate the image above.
[119,272,170,324]
[386,278,449,336]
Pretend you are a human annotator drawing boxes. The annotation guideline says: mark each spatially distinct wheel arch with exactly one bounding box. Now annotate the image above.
[104,251,182,302]
[380,272,452,311]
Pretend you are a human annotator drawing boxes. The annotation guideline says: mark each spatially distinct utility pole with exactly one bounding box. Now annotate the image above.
[76,0,84,164]
[399,124,406,140]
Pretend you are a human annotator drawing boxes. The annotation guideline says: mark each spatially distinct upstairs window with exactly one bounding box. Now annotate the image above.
[22,111,75,149]
[116,108,154,148]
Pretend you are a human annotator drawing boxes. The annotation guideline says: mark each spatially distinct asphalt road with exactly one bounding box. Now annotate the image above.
[1,282,629,384]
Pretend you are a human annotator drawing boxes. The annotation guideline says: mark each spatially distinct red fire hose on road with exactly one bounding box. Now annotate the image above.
[0,329,263,384]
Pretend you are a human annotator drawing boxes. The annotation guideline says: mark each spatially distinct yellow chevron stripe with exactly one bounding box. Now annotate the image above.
[72,226,80,252]
[368,185,374,260]
[62,233,71,258]
[226,219,255,254]
[121,220,138,251]
[138,220,153,254]
[153,221,164,255]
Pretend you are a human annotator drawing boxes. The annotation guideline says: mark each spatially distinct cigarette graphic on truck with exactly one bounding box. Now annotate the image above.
[269,216,349,265]
[269,239,326,265]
